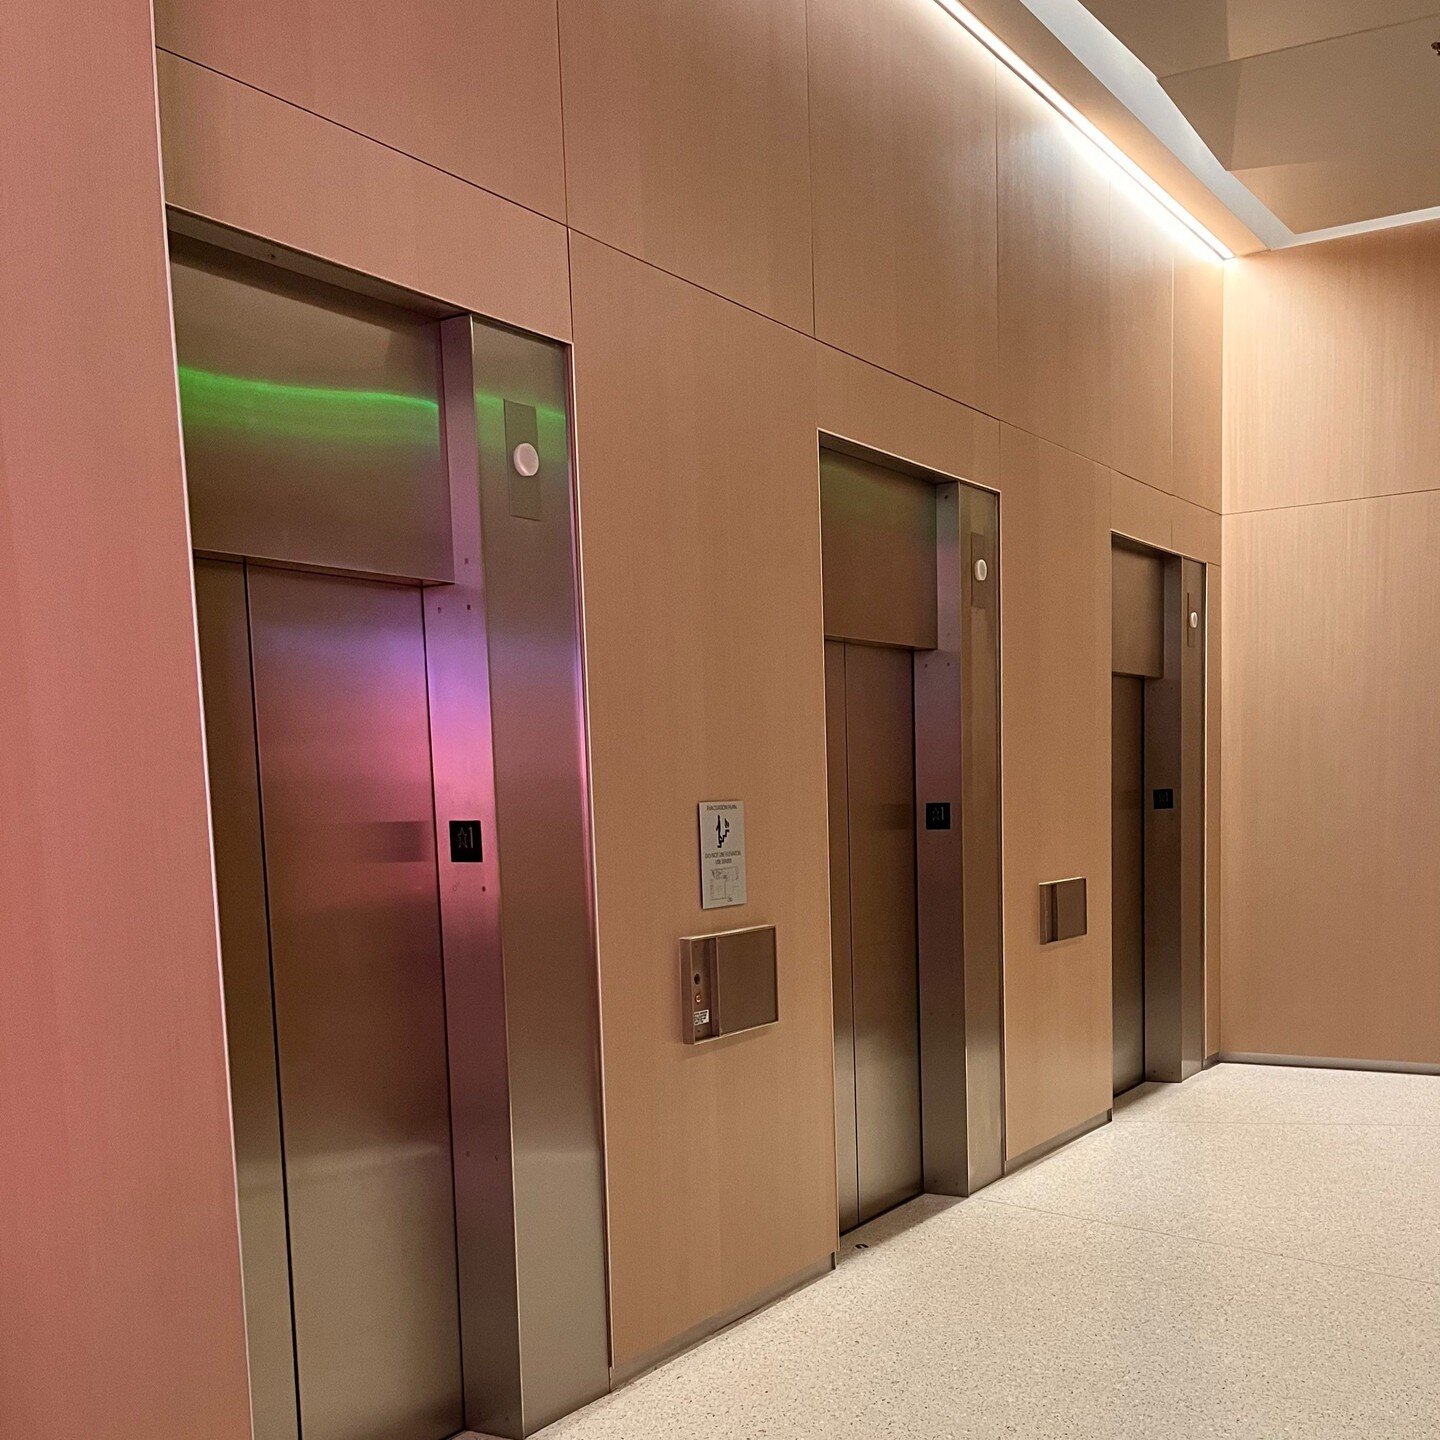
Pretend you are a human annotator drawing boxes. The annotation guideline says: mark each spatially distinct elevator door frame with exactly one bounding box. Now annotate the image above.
[820,440,1005,1212]
[1111,672,1146,1095]
[1110,538,1207,1088]
[173,232,610,1440]
[199,559,465,1440]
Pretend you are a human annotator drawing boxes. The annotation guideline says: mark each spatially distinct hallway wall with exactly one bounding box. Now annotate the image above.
[1222,221,1440,1068]
[0,5,252,1439]
[1,0,1224,1412]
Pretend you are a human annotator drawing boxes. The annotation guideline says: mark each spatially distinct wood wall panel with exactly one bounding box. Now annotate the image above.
[1224,226,1440,1067]
[1107,179,1174,490]
[157,54,572,343]
[809,0,998,412]
[568,236,834,1368]
[559,0,814,332]
[1109,470,1220,564]
[1173,496,1222,566]
[0,11,251,1438]
[1173,250,1224,512]
[816,344,1000,491]
[998,427,1114,1159]
[1225,222,1440,514]
[1110,471,1173,552]
[154,0,567,220]
[996,72,1112,468]
[1222,499,1440,1064]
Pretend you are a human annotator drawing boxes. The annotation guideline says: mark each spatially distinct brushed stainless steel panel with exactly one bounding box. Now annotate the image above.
[1112,674,1146,1095]
[502,399,542,521]
[913,491,967,1198]
[437,316,608,1435]
[821,450,938,650]
[194,559,299,1440]
[171,238,452,582]
[471,317,608,1431]
[677,927,779,1043]
[844,642,923,1225]
[247,566,461,1440]
[1143,557,1207,1083]
[430,321,522,1438]
[824,641,860,1233]
[915,482,1005,1196]
[955,482,1004,1193]
[1041,877,1090,943]
[1112,543,1164,679]
[709,924,778,1036]
[1179,559,1208,1077]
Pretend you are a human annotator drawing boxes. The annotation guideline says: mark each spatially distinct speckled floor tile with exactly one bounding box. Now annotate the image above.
[537,1195,1439,1438]
[1114,1063,1440,1128]
[993,1085,1440,1286]
[532,1065,1440,1438]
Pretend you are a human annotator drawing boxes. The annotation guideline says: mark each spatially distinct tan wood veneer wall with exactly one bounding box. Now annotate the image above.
[10,0,1225,1409]
[1222,223,1440,1068]
[0,6,253,1438]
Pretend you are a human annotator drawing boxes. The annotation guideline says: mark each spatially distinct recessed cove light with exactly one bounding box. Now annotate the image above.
[931,0,1235,264]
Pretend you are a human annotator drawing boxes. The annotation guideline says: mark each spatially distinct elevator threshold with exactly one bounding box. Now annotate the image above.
[842,1185,925,1238]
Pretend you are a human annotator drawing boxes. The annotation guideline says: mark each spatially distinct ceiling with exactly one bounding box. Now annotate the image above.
[966,0,1440,251]
[1083,1,1440,238]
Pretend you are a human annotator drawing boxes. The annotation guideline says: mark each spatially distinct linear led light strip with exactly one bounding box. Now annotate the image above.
[932,0,1235,263]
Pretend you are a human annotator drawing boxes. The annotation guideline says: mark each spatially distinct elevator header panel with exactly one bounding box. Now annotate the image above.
[171,238,453,582]
[1112,542,1164,678]
[821,448,938,649]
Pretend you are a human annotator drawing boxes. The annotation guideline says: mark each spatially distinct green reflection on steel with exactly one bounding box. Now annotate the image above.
[178,364,441,447]
[177,364,566,446]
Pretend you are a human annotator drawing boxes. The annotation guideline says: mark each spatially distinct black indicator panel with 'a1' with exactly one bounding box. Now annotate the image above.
[449,819,483,862]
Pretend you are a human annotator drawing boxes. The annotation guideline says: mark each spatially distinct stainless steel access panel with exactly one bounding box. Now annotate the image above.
[175,238,608,1440]
[679,926,780,1043]
[1040,877,1089,944]
[821,444,1004,1227]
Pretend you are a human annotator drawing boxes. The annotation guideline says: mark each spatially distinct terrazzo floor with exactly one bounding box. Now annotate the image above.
[533,1063,1440,1439]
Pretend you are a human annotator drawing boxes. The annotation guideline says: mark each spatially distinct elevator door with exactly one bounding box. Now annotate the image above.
[826,640,923,1230]
[196,559,463,1440]
[1112,675,1146,1095]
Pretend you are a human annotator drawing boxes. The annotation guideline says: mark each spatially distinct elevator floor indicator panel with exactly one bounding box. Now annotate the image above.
[449,819,483,862]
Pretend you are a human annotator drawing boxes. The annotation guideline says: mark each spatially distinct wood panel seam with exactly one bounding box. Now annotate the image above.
[551,0,571,219]
[525,234,1207,517]
[156,48,566,232]
[1221,482,1440,518]
[1122,470,1221,521]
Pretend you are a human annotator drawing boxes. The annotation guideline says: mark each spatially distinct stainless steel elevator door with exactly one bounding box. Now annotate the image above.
[826,640,923,1230]
[197,561,463,1440]
[196,559,299,1440]
[1112,674,1146,1095]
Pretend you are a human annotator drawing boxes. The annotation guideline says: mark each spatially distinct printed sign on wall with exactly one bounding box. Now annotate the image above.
[697,800,747,910]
